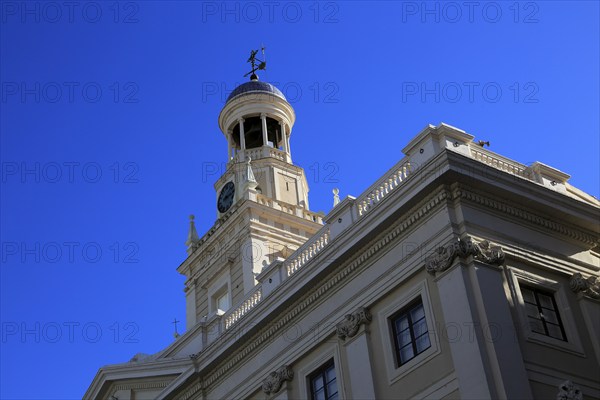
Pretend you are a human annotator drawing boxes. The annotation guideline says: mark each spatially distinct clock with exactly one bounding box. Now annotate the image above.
[217,182,235,213]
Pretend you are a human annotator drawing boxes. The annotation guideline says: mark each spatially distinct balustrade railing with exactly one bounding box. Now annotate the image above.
[355,159,412,217]
[469,146,530,179]
[284,225,330,277]
[231,147,288,163]
[223,287,263,330]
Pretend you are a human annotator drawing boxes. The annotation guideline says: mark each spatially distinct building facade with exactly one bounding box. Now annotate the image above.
[85,76,600,400]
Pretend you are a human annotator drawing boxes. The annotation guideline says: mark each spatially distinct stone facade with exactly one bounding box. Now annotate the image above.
[85,78,600,400]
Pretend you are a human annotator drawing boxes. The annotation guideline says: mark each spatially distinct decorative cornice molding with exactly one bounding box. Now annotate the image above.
[336,307,372,340]
[179,381,203,400]
[454,187,599,246]
[425,236,504,274]
[262,365,294,395]
[570,273,600,300]
[109,379,172,397]
[195,187,449,392]
[557,380,583,400]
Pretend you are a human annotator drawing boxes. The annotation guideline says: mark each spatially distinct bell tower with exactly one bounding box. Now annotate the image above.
[179,51,323,330]
[216,74,309,214]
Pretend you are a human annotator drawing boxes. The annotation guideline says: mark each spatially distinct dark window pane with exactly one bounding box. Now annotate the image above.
[538,293,554,309]
[314,388,325,400]
[410,304,425,322]
[396,316,409,332]
[400,344,414,363]
[521,288,535,303]
[415,333,431,353]
[525,303,541,318]
[325,366,336,383]
[327,381,338,396]
[528,317,545,334]
[413,318,428,337]
[313,376,324,391]
[541,309,559,324]
[547,324,565,340]
[398,329,412,347]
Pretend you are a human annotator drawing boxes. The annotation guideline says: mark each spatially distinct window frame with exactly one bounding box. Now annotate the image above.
[207,272,231,316]
[299,345,346,400]
[520,284,567,341]
[377,281,440,384]
[507,267,584,356]
[390,297,432,367]
[308,359,338,400]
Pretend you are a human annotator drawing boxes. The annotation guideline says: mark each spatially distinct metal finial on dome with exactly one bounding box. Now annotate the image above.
[244,46,267,81]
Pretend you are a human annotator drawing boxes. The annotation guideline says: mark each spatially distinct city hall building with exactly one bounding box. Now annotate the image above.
[85,73,600,399]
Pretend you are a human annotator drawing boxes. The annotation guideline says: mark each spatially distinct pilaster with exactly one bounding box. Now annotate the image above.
[336,307,376,400]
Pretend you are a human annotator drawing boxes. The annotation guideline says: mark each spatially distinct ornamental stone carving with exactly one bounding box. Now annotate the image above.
[425,237,504,274]
[570,273,600,300]
[336,307,372,340]
[473,239,505,265]
[262,365,294,395]
[557,380,583,400]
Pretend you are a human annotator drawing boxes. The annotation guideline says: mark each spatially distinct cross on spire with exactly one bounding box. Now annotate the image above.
[172,318,181,338]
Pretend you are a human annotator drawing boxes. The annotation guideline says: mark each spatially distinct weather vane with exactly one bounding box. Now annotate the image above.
[244,45,267,80]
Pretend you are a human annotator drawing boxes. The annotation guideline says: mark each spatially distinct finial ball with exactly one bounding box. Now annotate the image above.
[189,214,195,221]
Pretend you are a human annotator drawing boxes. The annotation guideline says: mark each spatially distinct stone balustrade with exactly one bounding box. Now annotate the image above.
[469,146,530,179]
[223,287,263,330]
[231,147,288,164]
[355,159,412,217]
[284,225,330,277]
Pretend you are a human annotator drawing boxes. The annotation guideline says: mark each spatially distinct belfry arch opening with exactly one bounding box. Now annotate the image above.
[231,115,285,151]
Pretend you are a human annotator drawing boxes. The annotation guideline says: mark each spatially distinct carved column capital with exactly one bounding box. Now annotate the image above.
[425,236,505,275]
[570,273,600,300]
[336,307,372,340]
[557,380,583,400]
[262,365,293,395]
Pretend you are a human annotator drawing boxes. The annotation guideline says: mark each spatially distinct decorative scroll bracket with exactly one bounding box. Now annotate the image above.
[557,380,583,400]
[570,273,600,300]
[425,236,505,275]
[262,365,294,395]
[336,307,372,340]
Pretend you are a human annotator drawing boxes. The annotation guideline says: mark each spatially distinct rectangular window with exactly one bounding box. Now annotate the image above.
[309,360,338,400]
[391,298,431,367]
[520,285,566,341]
[215,291,229,312]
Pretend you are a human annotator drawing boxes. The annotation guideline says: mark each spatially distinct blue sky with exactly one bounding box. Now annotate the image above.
[1,1,598,398]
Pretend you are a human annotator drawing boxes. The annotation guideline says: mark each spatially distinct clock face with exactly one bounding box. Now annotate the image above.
[217,182,235,213]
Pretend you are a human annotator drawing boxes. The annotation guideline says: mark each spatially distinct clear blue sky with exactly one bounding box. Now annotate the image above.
[1,1,598,398]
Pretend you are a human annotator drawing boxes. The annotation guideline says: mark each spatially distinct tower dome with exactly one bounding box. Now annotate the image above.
[226,78,286,103]
[218,76,295,164]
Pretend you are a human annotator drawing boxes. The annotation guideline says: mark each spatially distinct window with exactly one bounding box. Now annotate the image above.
[215,291,229,312]
[309,360,338,400]
[507,267,583,355]
[520,285,566,341]
[390,298,431,367]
